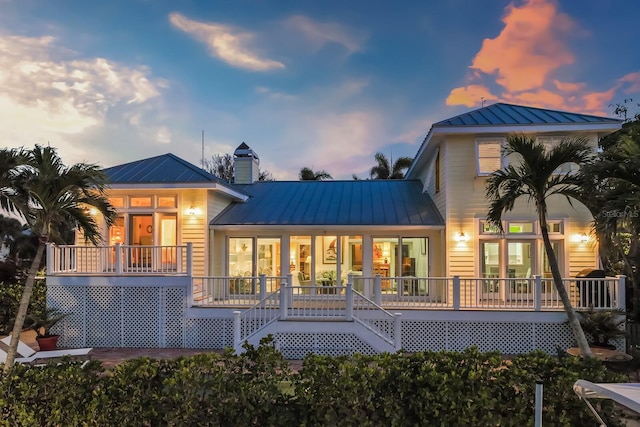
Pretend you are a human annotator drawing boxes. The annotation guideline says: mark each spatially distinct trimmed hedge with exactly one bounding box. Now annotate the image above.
[0,339,626,426]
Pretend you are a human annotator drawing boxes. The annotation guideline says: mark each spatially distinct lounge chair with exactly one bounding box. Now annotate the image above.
[0,335,92,365]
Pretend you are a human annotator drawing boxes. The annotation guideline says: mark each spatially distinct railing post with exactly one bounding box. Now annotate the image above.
[374,274,382,306]
[534,275,542,311]
[394,313,402,351]
[617,275,627,310]
[280,280,288,320]
[115,243,123,275]
[186,243,193,276]
[46,243,54,275]
[453,276,460,310]
[233,310,241,347]
[346,282,353,321]
[259,274,267,296]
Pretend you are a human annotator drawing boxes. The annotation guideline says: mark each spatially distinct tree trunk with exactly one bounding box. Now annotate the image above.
[3,241,45,372]
[538,208,593,357]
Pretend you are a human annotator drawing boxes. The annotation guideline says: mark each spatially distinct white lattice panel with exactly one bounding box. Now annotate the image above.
[534,322,575,353]
[165,287,185,348]
[86,286,122,347]
[275,333,377,359]
[401,321,448,352]
[122,287,161,347]
[48,286,86,348]
[184,318,234,348]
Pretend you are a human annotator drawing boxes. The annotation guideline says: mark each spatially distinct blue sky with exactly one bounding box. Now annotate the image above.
[1,0,639,179]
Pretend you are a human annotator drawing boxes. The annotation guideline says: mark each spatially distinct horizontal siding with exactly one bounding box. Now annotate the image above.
[180,189,207,276]
[208,192,233,276]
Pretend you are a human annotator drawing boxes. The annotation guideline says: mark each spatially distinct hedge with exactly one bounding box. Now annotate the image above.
[0,338,626,426]
[0,278,46,334]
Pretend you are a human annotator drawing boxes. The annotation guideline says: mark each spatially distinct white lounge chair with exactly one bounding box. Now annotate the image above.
[0,335,92,365]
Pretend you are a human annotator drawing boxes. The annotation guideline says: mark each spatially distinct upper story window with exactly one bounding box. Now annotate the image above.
[536,136,573,174]
[476,138,505,175]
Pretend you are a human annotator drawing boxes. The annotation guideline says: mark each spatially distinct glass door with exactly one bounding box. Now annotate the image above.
[480,241,500,299]
[507,241,533,298]
[130,214,153,267]
[159,213,177,269]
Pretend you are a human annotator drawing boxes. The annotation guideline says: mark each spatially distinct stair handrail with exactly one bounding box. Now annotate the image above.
[234,287,282,346]
[351,289,397,347]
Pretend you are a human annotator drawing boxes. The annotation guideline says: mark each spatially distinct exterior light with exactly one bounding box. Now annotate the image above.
[457,232,467,243]
[579,233,588,243]
[187,206,197,216]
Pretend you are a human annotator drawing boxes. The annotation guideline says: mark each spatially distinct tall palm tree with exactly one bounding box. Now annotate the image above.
[0,148,26,214]
[486,135,594,357]
[299,167,332,181]
[3,145,117,371]
[369,152,413,179]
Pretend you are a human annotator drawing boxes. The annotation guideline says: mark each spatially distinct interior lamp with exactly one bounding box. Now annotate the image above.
[382,250,389,264]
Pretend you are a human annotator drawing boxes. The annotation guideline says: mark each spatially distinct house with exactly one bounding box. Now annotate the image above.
[46,103,625,357]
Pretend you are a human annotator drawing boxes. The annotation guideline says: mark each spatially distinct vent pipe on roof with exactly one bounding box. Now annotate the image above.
[233,142,260,184]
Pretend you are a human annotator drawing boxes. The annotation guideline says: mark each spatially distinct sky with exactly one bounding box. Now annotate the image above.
[1,0,639,180]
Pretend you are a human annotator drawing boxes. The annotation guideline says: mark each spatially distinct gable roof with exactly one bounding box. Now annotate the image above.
[434,103,622,127]
[211,180,444,227]
[103,153,248,199]
[406,103,623,179]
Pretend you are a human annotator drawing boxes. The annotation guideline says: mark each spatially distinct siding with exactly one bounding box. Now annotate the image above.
[207,192,234,276]
[180,189,208,276]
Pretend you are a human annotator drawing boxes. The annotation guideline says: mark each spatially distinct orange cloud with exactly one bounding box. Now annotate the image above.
[553,80,585,93]
[502,89,567,110]
[582,88,617,112]
[471,0,576,93]
[445,85,497,107]
[620,72,640,94]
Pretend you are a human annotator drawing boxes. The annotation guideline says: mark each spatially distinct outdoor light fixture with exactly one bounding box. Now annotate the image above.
[579,233,589,243]
[457,232,467,243]
[187,206,197,216]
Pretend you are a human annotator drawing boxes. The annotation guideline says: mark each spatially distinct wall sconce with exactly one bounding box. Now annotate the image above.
[457,232,467,243]
[579,233,589,243]
[186,205,198,216]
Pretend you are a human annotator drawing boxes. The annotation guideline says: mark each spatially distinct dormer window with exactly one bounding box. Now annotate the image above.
[476,138,505,175]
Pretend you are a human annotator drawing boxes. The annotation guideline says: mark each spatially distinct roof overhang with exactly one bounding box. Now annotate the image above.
[209,224,445,232]
[108,182,248,202]
[406,122,623,179]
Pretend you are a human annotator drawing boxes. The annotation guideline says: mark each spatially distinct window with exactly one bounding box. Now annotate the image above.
[109,197,124,208]
[537,136,573,174]
[476,138,504,175]
[507,222,534,234]
[546,221,562,234]
[130,197,152,207]
[158,196,176,208]
[480,221,501,234]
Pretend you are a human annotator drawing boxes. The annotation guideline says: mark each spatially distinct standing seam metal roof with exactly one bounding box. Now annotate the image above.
[434,103,622,127]
[210,180,444,226]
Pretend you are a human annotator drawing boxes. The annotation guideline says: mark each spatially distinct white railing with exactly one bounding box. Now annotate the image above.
[233,290,281,345]
[286,285,347,319]
[47,243,192,275]
[205,274,626,312]
[352,289,401,350]
[192,275,286,306]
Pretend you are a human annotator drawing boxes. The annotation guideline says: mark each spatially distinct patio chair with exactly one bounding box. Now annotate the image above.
[0,335,92,365]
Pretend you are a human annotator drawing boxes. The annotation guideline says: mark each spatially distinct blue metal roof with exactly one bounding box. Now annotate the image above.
[434,103,622,127]
[104,153,227,184]
[211,180,444,226]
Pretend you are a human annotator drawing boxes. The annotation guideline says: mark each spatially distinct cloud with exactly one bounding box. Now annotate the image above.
[0,33,169,164]
[284,15,365,55]
[445,0,640,114]
[169,12,284,71]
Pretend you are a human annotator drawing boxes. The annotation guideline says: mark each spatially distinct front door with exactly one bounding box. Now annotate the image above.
[130,214,153,267]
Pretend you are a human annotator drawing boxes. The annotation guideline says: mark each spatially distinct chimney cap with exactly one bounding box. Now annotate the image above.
[234,142,259,159]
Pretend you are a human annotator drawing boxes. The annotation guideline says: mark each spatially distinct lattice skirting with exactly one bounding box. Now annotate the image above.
[48,283,617,356]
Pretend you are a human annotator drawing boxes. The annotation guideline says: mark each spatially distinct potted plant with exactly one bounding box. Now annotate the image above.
[24,307,71,351]
[578,307,626,349]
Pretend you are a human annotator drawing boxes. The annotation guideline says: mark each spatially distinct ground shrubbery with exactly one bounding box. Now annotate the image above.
[0,277,46,335]
[0,338,626,426]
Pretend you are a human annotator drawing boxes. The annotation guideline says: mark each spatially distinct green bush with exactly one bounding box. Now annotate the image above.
[0,341,627,426]
[0,277,46,334]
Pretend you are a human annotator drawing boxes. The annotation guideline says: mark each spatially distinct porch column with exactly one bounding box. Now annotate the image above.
[393,313,402,351]
[186,242,193,276]
[233,310,241,346]
[452,276,460,310]
[46,243,54,275]
[346,282,353,321]
[115,243,123,275]
[533,275,542,311]
[374,274,382,306]
[617,275,627,310]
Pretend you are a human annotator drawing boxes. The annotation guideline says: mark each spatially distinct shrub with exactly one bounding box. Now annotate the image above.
[0,277,46,334]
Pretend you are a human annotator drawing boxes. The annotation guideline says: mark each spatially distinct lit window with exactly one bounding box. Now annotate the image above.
[158,196,176,208]
[480,222,501,234]
[507,222,534,234]
[476,138,504,175]
[109,197,124,208]
[130,197,152,207]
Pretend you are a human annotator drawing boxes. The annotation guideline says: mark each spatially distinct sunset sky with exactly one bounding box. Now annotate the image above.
[1,0,639,179]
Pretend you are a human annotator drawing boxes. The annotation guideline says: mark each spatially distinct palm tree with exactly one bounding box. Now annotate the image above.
[369,152,413,179]
[3,145,117,371]
[486,135,594,357]
[299,167,332,181]
[580,130,640,319]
